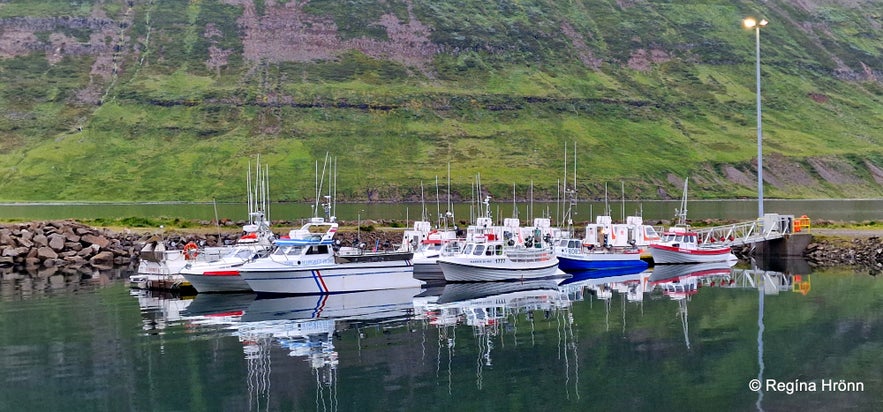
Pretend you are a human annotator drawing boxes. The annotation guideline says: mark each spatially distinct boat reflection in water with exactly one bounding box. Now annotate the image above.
[126,260,819,409]
[413,279,575,392]
[558,266,653,303]
[239,287,423,412]
[646,261,737,349]
[132,289,196,333]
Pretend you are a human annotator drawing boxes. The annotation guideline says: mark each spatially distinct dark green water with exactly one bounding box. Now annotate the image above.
[0,264,880,411]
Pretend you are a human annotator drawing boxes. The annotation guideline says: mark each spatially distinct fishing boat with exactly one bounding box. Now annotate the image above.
[648,177,737,264]
[238,217,420,294]
[237,154,419,295]
[648,226,737,264]
[401,220,462,283]
[436,214,561,282]
[553,237,648,273]
[180,212,275,293]
[130,240,227,291]
[178,157,275,293]
[582,215,662,258]
[132,156,274,291]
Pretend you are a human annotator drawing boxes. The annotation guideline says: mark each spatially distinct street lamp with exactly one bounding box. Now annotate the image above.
[744,17,768,218]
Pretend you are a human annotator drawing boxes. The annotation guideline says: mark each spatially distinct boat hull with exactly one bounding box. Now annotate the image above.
[436,258,561,282]
[649,244,736,264]
[557,252,646,272]
[239,261,420,294]
[413,261,445,283]
[242,287,424,322]
[128,273,191,291]
[181,270,251,293]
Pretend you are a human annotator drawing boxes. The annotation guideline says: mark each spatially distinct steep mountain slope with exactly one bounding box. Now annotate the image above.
[0,0,881,202]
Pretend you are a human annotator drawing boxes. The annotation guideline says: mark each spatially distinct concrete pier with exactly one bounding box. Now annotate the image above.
[752,233,812,257]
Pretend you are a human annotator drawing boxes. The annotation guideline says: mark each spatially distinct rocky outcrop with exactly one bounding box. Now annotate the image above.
[0,220,137,272]
[803,236,883,269]
[0,221,215,273]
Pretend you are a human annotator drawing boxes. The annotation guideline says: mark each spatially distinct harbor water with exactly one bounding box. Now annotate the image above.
[0,263,879,411]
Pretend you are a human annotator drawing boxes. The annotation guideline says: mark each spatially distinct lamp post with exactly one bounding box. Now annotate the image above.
[744,17,768,218]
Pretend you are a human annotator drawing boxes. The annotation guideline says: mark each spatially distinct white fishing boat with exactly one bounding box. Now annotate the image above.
[238,217,420,294]
[133,156,274,291]
[582,215,662,258]
[180,212,275,293]
[130,241,228,291]
[436,215,560,282]
[401,220,462,283]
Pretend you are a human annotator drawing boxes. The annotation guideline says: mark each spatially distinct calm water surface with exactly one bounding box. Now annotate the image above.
[0,264,880,411]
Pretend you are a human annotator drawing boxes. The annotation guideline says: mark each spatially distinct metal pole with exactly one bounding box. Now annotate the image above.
[755,25,764,218]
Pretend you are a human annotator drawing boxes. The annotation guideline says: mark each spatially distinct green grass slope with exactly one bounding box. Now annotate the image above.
[0,0,882,202]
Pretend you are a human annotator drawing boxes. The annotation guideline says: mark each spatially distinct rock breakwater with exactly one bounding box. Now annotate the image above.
[0,220,407,276]
[803,236,883,270]
[0,220,233,276]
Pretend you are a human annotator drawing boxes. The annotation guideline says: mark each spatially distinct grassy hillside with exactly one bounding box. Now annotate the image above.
[0,0,882,203]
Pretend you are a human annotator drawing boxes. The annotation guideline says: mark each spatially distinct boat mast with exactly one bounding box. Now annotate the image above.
[313,159,319,218]
[436,175,441,228]
[529,179,534,222]
[446,163,453,231]
[420,180,429,222]
[675,177,689,226]
[621,181,625,222]
[561,141,567,228]
[604,182,610,217]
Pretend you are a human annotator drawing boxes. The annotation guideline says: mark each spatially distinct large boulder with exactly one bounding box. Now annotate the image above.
[48,233,66,251]
[89,251,115,266]
[2,247,28,257]
[36,247,59,260]
[81,234,111,249]
[32,233,48,247]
